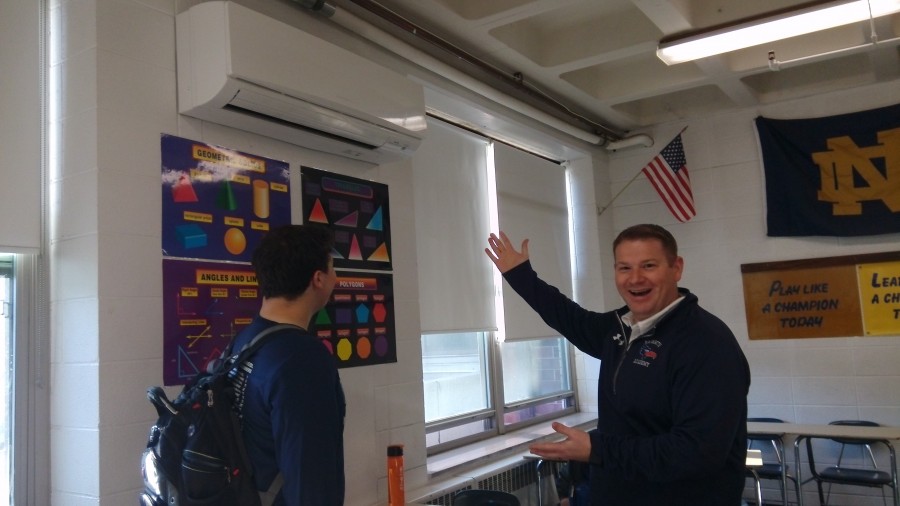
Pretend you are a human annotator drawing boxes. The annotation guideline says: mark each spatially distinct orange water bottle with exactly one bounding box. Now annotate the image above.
[387,444,405,506]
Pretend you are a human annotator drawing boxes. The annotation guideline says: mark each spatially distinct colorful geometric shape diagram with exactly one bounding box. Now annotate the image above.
[336,338,352,361]
[367,207,383,231]
[172,174,198,203]
[334,210,359,228]
[357,337,371,359]
[224,227,247,255]
[315,309,332,325]
[355,303,370,324]
[176,224,207,249]
[308,198,328,224]
[176,346,201,378]
[335,308,352,325]
[374,335,389,357]
[367,243,390,263]
[348,235,363,261]
[372,303,387,323]
[217,180,237,211]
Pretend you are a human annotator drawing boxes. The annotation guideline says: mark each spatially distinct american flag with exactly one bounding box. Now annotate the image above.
[641,134,695,222]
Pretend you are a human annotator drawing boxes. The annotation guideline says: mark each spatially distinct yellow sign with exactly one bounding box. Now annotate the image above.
[858,261,900,335]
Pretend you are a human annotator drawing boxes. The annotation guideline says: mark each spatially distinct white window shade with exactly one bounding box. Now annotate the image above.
[0,0,42,253]
[494,142,571,341]
[413,118,495,333]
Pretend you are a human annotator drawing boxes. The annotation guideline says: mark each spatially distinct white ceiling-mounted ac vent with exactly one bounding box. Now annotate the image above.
[175,1,427,164]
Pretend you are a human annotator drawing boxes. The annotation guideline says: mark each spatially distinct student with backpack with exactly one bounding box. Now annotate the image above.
[141,224,345,506]
[229,224,346,505]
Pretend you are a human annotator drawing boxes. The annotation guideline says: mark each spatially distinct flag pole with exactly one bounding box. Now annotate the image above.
[597,171,643,217]
[596,126,689,218]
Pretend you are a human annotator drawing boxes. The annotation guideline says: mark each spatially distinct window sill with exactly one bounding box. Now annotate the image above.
[425,411,598,476]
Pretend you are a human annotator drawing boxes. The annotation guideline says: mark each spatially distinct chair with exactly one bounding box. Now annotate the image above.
[453,488,521,506]
[805,420,896,506]
[746,417,801,505]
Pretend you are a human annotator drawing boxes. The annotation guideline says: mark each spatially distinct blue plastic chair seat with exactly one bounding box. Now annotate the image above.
[453,489,521,506]
[754,463,789,480]
[818,466,892,487]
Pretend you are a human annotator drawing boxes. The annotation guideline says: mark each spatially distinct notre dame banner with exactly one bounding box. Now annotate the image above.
[755,104,900,237]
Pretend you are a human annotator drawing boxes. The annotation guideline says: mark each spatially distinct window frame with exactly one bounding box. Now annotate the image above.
[0,254,50,505]
[424,332,579,455]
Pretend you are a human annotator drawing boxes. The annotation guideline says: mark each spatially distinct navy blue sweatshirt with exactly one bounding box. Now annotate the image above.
[230,316,346,505]
[504,261,750,505]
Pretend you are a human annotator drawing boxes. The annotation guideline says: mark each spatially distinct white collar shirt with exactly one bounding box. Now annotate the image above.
[621,296,685,344]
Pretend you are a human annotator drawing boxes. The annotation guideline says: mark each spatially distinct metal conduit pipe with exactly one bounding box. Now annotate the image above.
[292,0,612,145]
[290,0,337,17]
[290,1,660,150]
[605,134,654,151]
[333,11,607,145]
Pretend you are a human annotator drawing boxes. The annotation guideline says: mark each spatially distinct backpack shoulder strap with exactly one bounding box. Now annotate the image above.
[213,324,302,374]
[234,324,302,360]
[231,324,295,501]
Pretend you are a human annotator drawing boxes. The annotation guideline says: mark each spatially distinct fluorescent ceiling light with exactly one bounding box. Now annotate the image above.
[657,0,900,65]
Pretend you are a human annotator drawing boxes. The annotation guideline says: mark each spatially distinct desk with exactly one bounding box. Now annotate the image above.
[747,422,900,506]
[746,449,764,506]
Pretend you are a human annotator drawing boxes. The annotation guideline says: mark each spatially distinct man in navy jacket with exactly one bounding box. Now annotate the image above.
[230,225,346,505]
[486,224,750,505]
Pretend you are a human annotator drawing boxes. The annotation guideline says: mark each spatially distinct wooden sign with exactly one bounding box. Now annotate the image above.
[741,252,900,340]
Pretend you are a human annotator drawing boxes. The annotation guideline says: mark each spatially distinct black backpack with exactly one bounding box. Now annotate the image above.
[139,324,295,506]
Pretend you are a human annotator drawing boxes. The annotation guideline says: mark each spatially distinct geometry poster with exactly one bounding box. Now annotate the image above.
[162,258,262,386]
[301,166,392,271]
[161,134,291,263]
[314,269,397,368]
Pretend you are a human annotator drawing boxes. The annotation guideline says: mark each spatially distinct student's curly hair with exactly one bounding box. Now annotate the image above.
[613,224,679,265]
[252,224,335,300]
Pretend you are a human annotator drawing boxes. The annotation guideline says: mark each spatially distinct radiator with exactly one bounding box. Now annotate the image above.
[420,460,554,505]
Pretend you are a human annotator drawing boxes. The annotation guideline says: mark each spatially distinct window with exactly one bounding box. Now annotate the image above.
[422,331,493,450]
[501,337,573,428]
[414,118,576,453]
[0,255,10,502]
[0,254,44,506]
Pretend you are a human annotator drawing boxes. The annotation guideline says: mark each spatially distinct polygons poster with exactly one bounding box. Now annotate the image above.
[301,166,392,271]
[301,166,397,368]
[314,270,397,368]
[161,134,291,263]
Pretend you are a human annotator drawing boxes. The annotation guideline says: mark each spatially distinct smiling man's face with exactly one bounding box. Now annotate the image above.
[614,238,683,322]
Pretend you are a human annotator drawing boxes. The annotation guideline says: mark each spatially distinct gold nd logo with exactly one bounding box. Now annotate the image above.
[812,127,900,215]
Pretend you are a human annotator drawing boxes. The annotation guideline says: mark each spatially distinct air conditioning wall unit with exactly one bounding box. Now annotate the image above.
[175,1,427,164]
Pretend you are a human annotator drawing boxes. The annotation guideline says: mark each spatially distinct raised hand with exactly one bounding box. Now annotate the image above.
[485,231,529,273]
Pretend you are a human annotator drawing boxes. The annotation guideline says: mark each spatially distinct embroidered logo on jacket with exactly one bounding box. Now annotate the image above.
[633,339,662,367]
[612,333,625,346]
